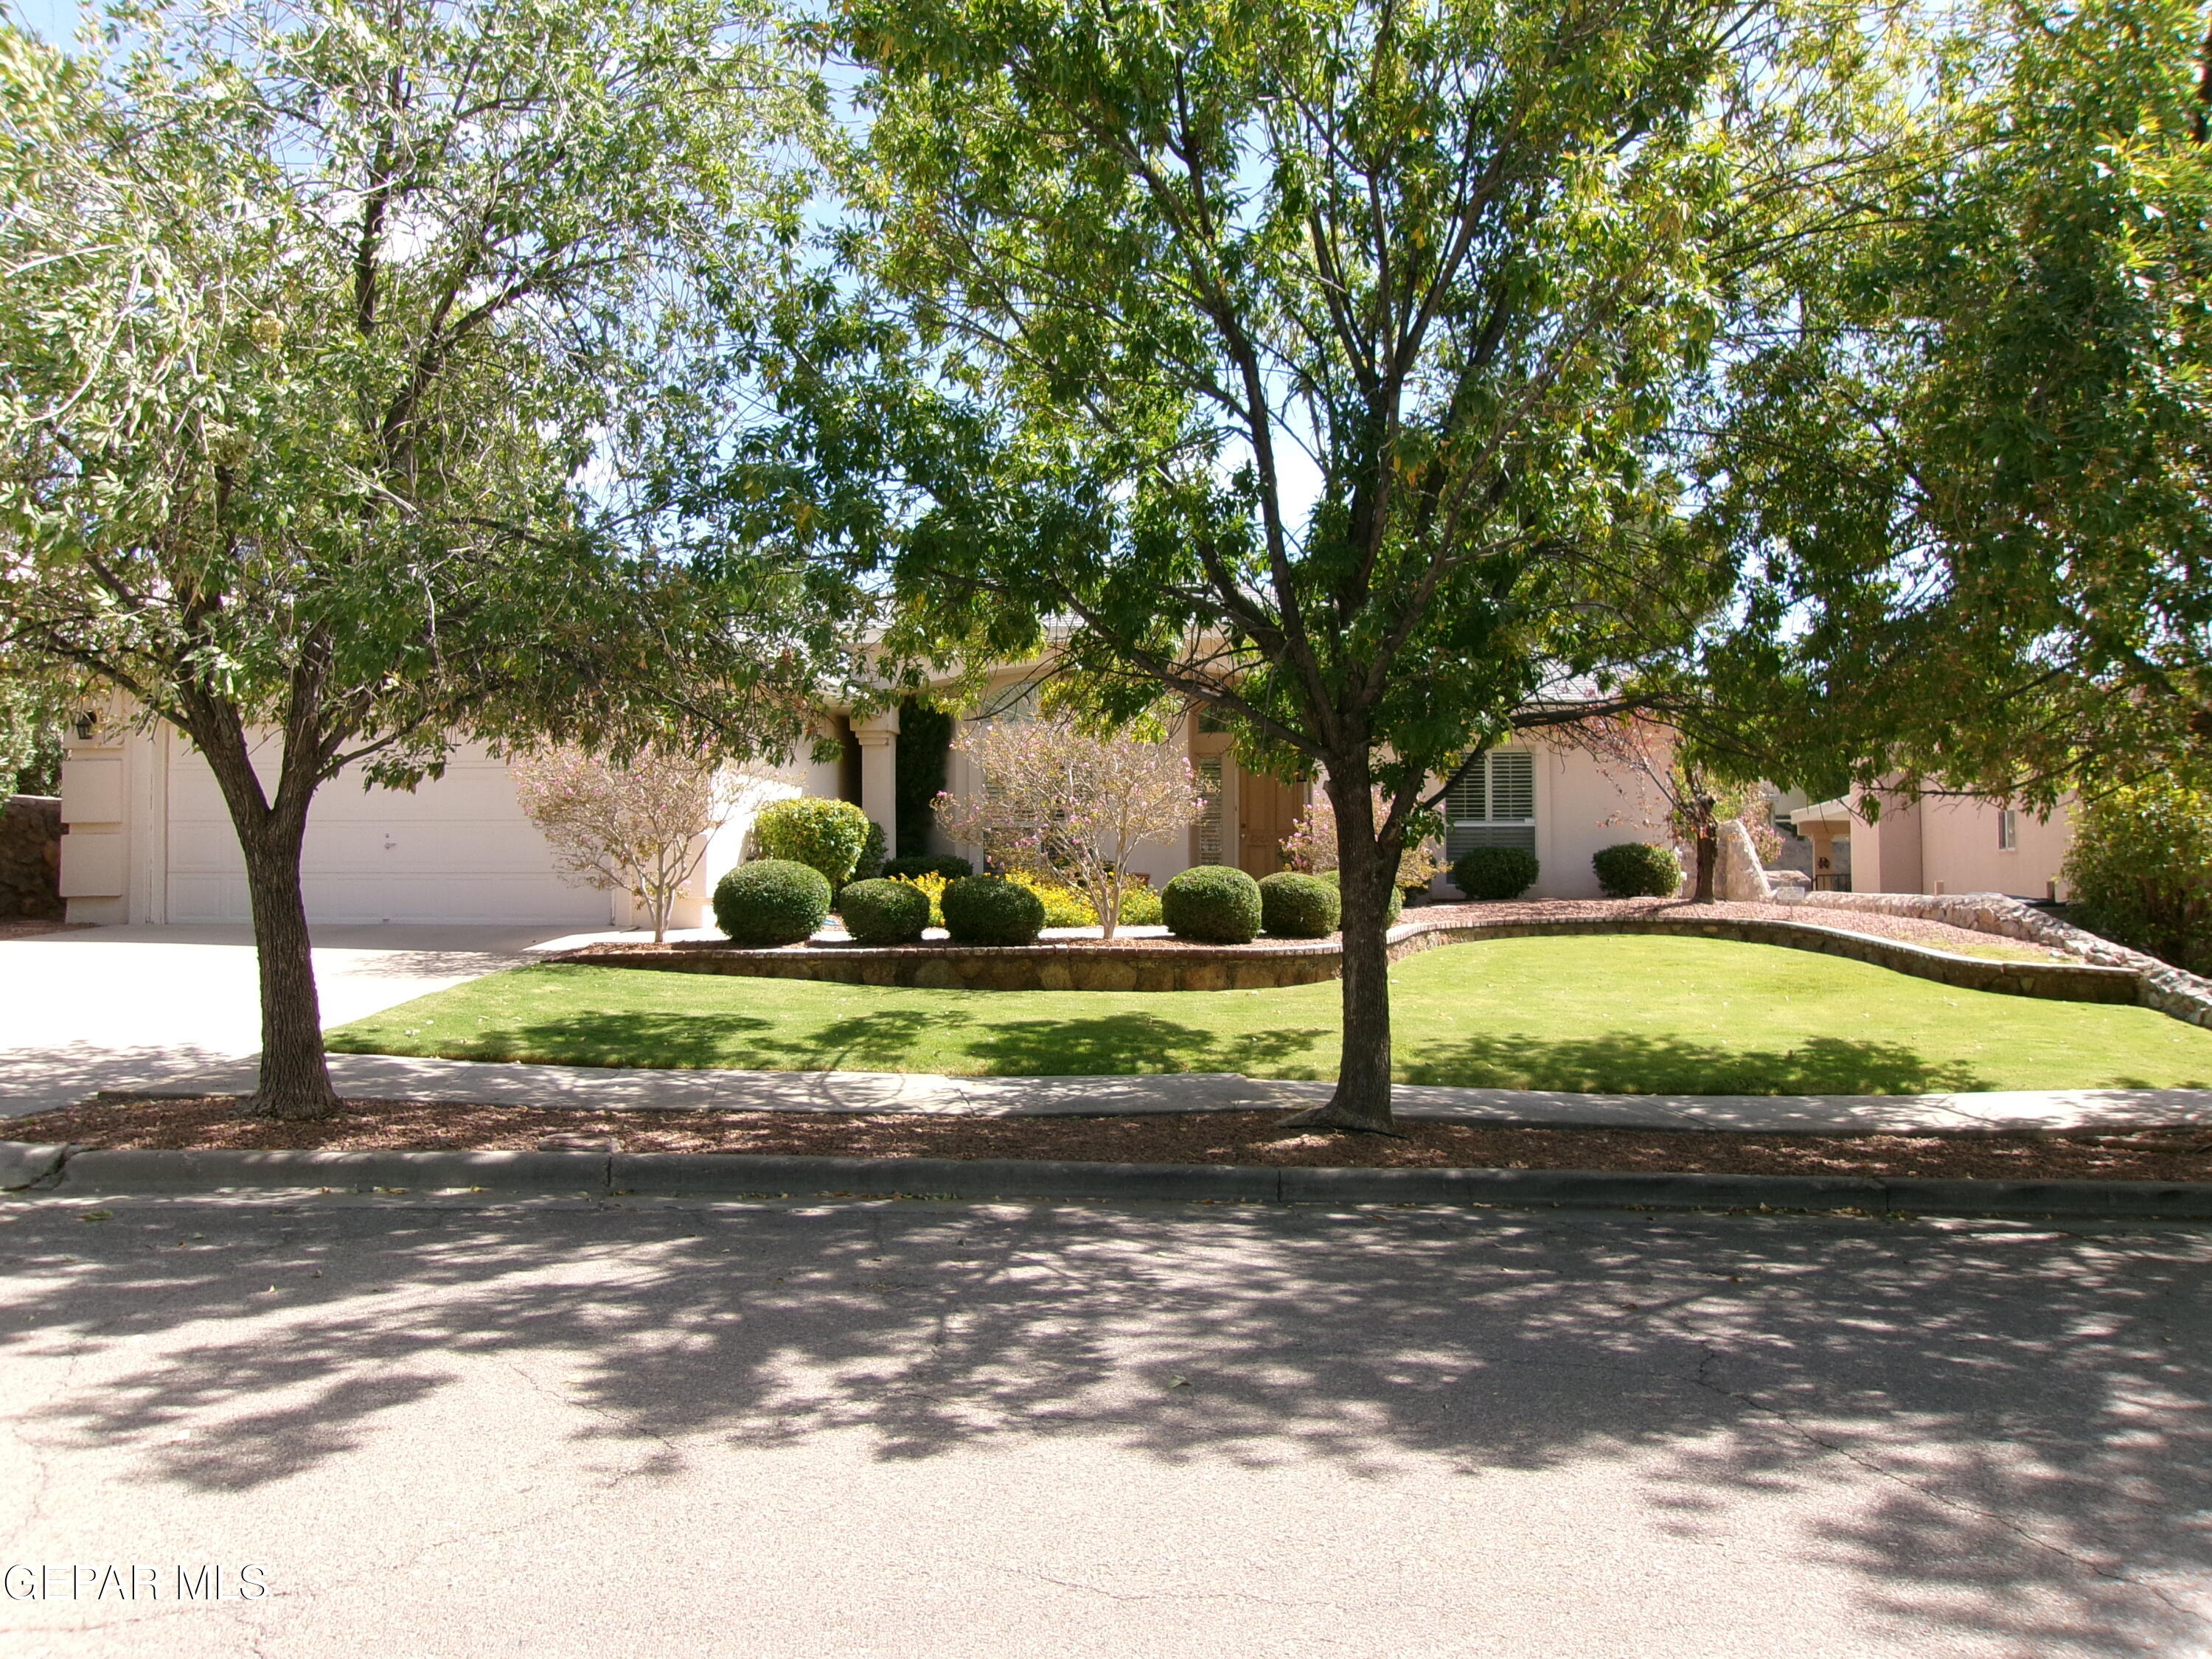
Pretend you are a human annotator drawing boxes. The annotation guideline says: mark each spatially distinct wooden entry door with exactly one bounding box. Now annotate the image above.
[1237,770,1307,877]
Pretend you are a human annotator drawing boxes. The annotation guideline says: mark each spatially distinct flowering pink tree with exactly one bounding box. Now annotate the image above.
[513,748,757,942]
[934,717,1204,939]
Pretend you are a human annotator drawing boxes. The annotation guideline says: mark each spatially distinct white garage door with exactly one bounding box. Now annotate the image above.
[166,738,615,926]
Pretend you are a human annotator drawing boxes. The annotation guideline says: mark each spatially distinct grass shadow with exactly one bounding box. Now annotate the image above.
[1397,1032,1997,1095]
[964,1013,1332,1077]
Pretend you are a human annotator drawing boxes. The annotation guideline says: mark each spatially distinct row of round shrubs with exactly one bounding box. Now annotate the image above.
[714,861,1055,949]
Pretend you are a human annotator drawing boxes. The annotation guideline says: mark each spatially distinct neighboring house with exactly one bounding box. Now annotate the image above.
[1787,787,2075,902]
[57,677,1677,926]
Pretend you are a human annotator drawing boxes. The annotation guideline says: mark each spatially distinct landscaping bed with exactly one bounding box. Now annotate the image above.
[12,1093,2212,1182]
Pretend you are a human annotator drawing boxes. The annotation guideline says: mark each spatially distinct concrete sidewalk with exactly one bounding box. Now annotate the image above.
[153,1049,2212,1133]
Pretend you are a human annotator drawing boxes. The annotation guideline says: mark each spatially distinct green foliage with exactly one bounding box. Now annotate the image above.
[1259,872,1340,939]
[1162,866,1263,945]
[1118,884,1164,927]
[2062,782,2212,974]
[713,860,833,947]
[1697,0,2212,796]
[883,853,972,880]
[1593,842,1683,899]
[837,877,930,945]
[0,668,72,795]
[852,819,888,883]
[940,874,1045,945]
[1451,846,1540,902]
[754,799,873,889]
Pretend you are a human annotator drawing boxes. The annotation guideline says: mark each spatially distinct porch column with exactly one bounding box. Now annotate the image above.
[852,707,900,855]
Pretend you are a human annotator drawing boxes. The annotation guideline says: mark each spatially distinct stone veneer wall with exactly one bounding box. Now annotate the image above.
[564,910,2144,1004]
[0,796,63,920]
[1792,889,2212,1029]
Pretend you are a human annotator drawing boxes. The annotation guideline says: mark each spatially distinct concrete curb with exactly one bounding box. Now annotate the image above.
[7,1140,2211,1220]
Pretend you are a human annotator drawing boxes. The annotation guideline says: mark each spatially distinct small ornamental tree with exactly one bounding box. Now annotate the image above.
[514,748,768,943]
[933,715,1204,939]
[1572,717,1773,902]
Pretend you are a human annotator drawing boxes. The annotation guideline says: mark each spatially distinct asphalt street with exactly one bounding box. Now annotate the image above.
[1,1193,2206,1658]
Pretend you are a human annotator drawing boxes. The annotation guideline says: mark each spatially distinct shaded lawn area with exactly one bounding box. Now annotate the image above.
[324,935,2212,1095]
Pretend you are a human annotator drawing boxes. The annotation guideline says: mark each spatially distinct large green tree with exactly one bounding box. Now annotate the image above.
[775,0,1905,1129]
[0,2,847,1117]
[1697,0,2212,803]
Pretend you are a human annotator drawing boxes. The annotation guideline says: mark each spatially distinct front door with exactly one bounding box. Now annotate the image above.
[1237,771,1307,877]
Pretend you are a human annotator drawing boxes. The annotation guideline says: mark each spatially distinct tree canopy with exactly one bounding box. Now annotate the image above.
[749,0,1910,1126]
[0,0,852,1114]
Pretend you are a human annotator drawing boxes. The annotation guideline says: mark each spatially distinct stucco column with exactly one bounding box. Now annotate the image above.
[852,708,900,855]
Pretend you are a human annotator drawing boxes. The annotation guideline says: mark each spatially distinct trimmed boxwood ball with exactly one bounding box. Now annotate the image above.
[713,859,832,947]
[1452,845,1540,902]
[1162,864,1264,944]
[1593,841,1683,898]
[941,875,1046,945]
[838,877,930,945]
[1319,869,1404,924]
[1259,872,1340,938]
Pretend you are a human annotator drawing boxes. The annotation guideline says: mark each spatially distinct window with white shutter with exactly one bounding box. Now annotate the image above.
[1445,751,1537,858]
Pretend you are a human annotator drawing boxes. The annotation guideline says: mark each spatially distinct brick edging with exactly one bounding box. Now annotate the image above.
[9,1141,2209,1220]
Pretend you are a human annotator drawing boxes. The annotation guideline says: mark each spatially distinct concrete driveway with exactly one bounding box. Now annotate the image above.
[0,924,574,1116]
[0,1194,2205,1658]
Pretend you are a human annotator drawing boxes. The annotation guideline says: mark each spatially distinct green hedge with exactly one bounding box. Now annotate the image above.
[852,821,887,884]
[713,859,832,947]
[838,877,930,945]
[1593,841,1682,899]
[2063,780,2212,973]
[1259,872,1340,937]
[1452,845,1540,901]
[754,798,872,888]
[1162,864,1263,943]
[941,875,1046,945]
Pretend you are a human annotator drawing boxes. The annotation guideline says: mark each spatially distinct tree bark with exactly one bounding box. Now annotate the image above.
[1281,766,1400,1134]
[192,719,343,1121]
[1692,820,1719,902]
[239,813,343,1119]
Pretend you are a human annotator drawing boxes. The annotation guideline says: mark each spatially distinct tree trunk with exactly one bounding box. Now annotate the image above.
[1693,821,1719,902]
[238,810,343,1119]
[1281,768,1399,1134]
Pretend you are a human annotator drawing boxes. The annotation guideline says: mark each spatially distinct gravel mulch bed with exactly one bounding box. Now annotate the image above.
[572,898,2073,964]
[13,1094,2211,1183]
[0,919,80,942]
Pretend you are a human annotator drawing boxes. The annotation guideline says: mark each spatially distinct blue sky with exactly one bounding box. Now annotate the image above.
[10,0,88,42]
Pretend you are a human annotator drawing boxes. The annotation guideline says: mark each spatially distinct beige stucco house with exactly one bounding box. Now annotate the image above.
[1787,787,2075,902]
[56,669,1691,927]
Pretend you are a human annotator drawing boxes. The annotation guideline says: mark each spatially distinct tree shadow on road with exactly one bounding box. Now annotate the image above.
[4,1198,2206,1656]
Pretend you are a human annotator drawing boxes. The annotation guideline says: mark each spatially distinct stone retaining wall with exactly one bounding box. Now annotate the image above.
[1793,890,2212,1029]
[0,796,62,920]
[562,910,2144,1005]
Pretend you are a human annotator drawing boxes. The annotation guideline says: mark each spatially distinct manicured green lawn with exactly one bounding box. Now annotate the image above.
[324,935,2212,1094]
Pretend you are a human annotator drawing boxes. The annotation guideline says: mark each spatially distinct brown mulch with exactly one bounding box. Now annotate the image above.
[13,1094,2211,1183]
